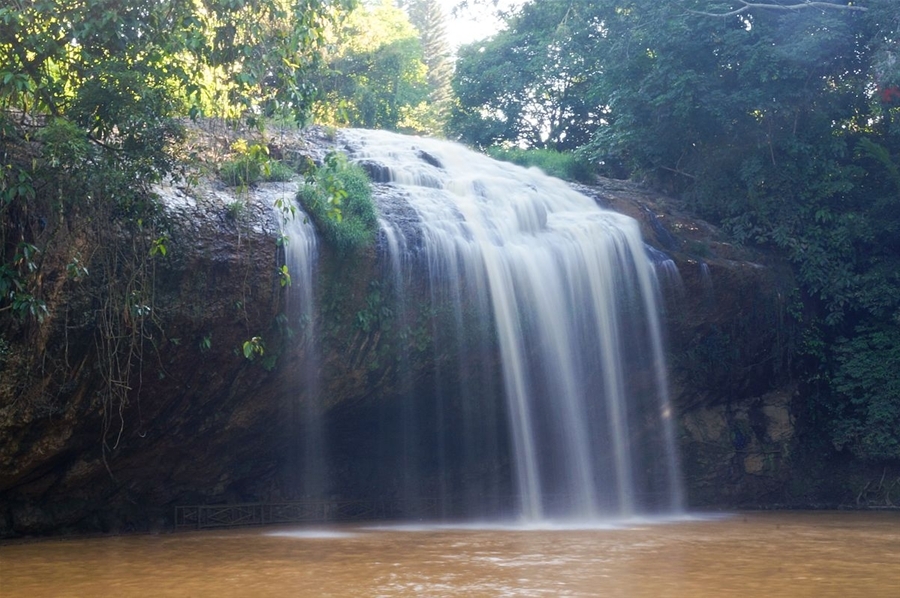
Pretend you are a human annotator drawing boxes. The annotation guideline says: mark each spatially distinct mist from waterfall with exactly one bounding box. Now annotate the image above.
[340,129,684,521]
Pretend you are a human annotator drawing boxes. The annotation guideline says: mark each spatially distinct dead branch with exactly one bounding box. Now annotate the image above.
[689,1,868,18]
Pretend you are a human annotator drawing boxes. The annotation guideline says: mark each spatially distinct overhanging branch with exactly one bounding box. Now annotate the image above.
[689,1,868,18]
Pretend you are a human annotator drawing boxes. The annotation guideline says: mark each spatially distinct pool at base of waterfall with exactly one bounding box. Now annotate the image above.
[2,511,897,597]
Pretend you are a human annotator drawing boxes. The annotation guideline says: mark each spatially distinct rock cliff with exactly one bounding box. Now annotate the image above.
[0,128,806,537]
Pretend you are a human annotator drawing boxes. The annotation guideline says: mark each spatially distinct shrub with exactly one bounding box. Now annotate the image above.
[220,139,295,187]
[298,152,378,254]
[828,325,900,461]
[485,146,595,183]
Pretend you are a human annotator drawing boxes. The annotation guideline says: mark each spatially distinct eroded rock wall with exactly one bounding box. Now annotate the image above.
[0,133,809,537]
[594,179,806,508]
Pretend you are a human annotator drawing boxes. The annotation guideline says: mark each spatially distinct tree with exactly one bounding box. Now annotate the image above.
[399,0,454,134]
[448,0,601,150]
[830,325,900,461]
[311,0,431,130]
[0,1,354,125]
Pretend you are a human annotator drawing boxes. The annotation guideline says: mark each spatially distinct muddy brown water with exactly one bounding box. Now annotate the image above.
[1,511,898,597]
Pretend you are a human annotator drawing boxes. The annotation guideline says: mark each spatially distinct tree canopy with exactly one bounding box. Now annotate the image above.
[401,0,454,133]
[449,0,601,149]
[309,0,454,134]
[311,0,430,131]
[2,0,356,312]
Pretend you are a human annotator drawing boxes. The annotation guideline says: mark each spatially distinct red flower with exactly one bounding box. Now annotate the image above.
[880,85,900,104]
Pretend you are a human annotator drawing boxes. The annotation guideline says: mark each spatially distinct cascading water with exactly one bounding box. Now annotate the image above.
[339,129,684,521]
[278,193,328,500]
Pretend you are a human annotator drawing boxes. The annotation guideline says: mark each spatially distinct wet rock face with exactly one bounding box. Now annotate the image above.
[586,177,801,506]
[0,131,800,537]
[357,160,393,183]
[0,179,281,535]
[680,388,797,505]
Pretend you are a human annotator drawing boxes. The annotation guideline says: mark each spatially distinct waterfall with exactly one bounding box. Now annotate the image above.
[340,129,683,521]
[279,193,327,500]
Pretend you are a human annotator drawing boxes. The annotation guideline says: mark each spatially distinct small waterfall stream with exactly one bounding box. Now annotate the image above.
[279,195,328,500]
[337,129,683,521]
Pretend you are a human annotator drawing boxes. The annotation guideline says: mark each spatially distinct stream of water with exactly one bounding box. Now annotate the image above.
[339,129,682,520]
[2,512,897,597]
[280,189,327,501]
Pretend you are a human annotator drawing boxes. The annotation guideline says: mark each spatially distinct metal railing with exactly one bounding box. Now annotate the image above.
[174,498,443,530]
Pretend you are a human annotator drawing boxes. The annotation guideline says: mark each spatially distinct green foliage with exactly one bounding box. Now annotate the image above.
[1,160,35,205]
[65,255,89,282]
[0,242,47,321]
[605,2,900,464]
[449,0,600,150]
[278,264,292,288]
[242,336,265,360]
[150,236,169,258]
[267,160,297,183]
[486,146,595,183]
[829,326,900,461]
[221,156,266,188]
[220,139,295,187]
[398,0,454,134]
[354,280,393,333]
[298,152,378,254]
[225,199,248,222]
[311,0,431,131]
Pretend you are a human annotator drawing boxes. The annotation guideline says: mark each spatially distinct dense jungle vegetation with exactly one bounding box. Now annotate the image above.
[2,1,899,467]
